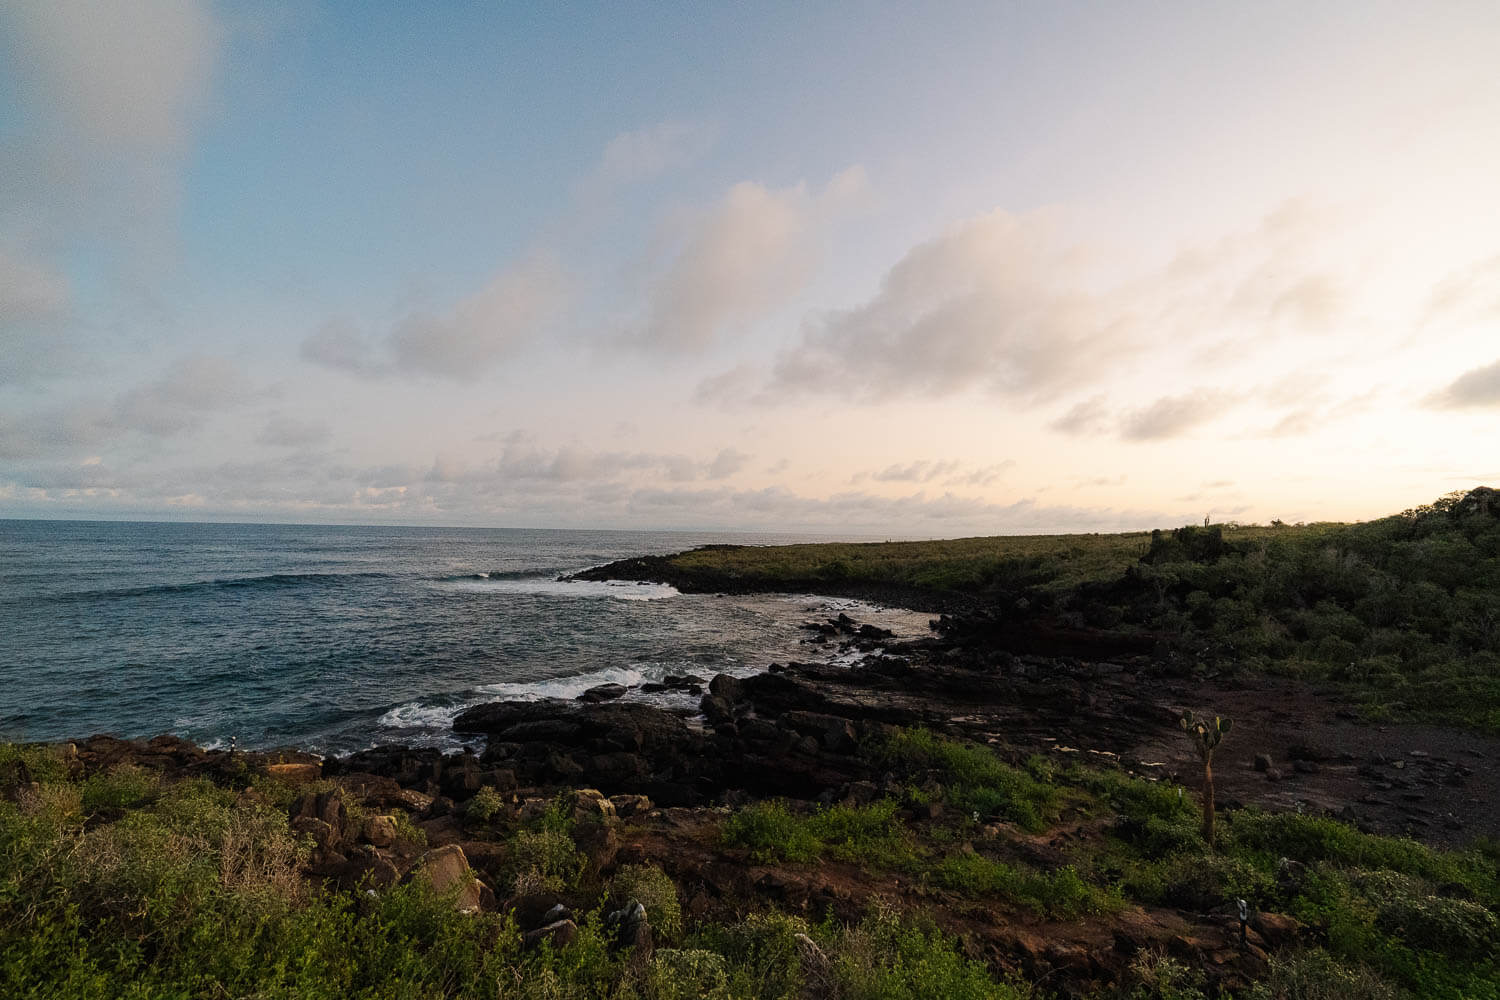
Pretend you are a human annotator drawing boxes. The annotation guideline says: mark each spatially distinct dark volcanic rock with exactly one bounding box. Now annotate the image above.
[578,683,628,703]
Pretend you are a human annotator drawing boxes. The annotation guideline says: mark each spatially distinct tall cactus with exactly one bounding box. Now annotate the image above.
[1179,710,1232,848]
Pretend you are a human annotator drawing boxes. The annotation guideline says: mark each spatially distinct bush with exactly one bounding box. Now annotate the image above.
[81,763,159,811]
[721,800,917,869]
[827,904,1027,1000]
[509,827,584,895]
[466,784,503,823]
[1247,948,1401,1000]
[873,729,1059,831]
[644,948,731,1000]
[712,911,811,1000]
[611,863,683,941]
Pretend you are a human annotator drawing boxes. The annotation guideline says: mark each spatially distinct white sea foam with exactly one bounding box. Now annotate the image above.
[377,701,467,730]
[474,664,649,700]
[439,578,678,601]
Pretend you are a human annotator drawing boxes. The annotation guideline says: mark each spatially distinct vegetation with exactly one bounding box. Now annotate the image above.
[1178,710,1232,847]
[3,727,1499,997]
[636,488,1500,731]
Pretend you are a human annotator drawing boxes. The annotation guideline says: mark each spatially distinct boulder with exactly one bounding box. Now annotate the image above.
[266,762,320,784]
[708,674,743,703]
[699,694,734,726]
[609,793,653,818]
[403,845,488,913]
[605,900,652,954]
[578,683,628,703]
[364,815,397,848]
[1249,912,1301,947]
[523,919,578,950]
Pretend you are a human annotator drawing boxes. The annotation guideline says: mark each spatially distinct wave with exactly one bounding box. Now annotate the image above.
[437,577,679,601]
[438,568,572,582]
[48,571,394,603]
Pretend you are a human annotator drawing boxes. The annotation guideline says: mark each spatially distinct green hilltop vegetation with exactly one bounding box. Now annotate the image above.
[610,488,1500,731]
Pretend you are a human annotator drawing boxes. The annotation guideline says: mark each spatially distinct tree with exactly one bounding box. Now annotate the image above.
[1179,710,1232,848]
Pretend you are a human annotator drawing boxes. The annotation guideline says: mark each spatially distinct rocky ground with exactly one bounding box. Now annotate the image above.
[46,606,1498,996]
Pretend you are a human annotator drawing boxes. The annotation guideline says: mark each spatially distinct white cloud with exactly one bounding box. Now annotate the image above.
[749,201,1357,407]
[389,253,567,379]
[871,460,961,483]
[592,121,717,189]
[4,0,222,151]
[257,414,331,448]
[1428,358,1500,410]
[765,208,1126,402]
[631,167,869,352]
[302,253,567,380]
[1119,389,1240,441]
[0,356,259,458]
[0,0,226,381]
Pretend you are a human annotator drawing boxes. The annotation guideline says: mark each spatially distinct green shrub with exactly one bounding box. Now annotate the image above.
[0,742,70,785]
[644,948,731,1000]
[873,729,1060,831]
[711,911,810,1000]
[510,827,584,895]
[721,800,917,869]
[466,784,503,823]
[721,801,823,864]
[80,763,159,811]
[1351,870,1499,962]
[388,809,428,850]
[1127,948,1208,1000]
[931,852,1118,917]
[826,905,1027,1000]
[611,863,683,941]
[1246,948,1401,1000]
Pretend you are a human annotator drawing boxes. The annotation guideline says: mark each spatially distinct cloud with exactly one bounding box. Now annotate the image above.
[1119,389,1239,441]
[631,167,869,352]
[591,121,718,189]
[764,208,1126,402]
[0,243,73,384]
[257,414,331,448]
[388,253,566,378]
[728,200,1356,408]
[3,0,222,152]
[0,0,226,382]
[1050,395,1111,436]
[707,448,752,479]
[871,460,961,483]
[303,253,567,380]
[1427,358,1500,409]
[1423,255,1500,325]
[0,355,259,458]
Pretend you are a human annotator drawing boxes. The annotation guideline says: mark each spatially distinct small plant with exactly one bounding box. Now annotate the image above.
[610,863,683,940]
[1178,710,1231,848]
[466,785,502,824]
[509,828,584,895]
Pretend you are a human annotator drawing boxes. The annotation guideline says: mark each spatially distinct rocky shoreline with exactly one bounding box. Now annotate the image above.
[31,601,1498,995]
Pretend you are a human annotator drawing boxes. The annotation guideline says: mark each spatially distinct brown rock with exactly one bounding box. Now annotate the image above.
[609,793,653,818]
[569,789,618,825]
[523,919,578,950]
[364,815,397,848]
[267,762,321,784]
[1249,912,1301,947]
[403,845,487,912]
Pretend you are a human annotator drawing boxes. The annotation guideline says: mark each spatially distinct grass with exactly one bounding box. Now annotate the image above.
[621,488,1500,731]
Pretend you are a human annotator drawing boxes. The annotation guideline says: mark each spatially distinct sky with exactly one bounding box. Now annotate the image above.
[1,1,1498,535]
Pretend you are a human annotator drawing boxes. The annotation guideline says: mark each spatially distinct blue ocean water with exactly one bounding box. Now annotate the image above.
[0,520,918,753]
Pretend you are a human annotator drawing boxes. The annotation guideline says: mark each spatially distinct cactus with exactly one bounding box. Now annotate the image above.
[1179,710,1232,848]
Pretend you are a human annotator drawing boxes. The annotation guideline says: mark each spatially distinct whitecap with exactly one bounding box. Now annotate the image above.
[437,578,679,601]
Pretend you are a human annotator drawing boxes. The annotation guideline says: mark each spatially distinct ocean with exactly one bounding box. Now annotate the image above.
[0,519,926,754]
